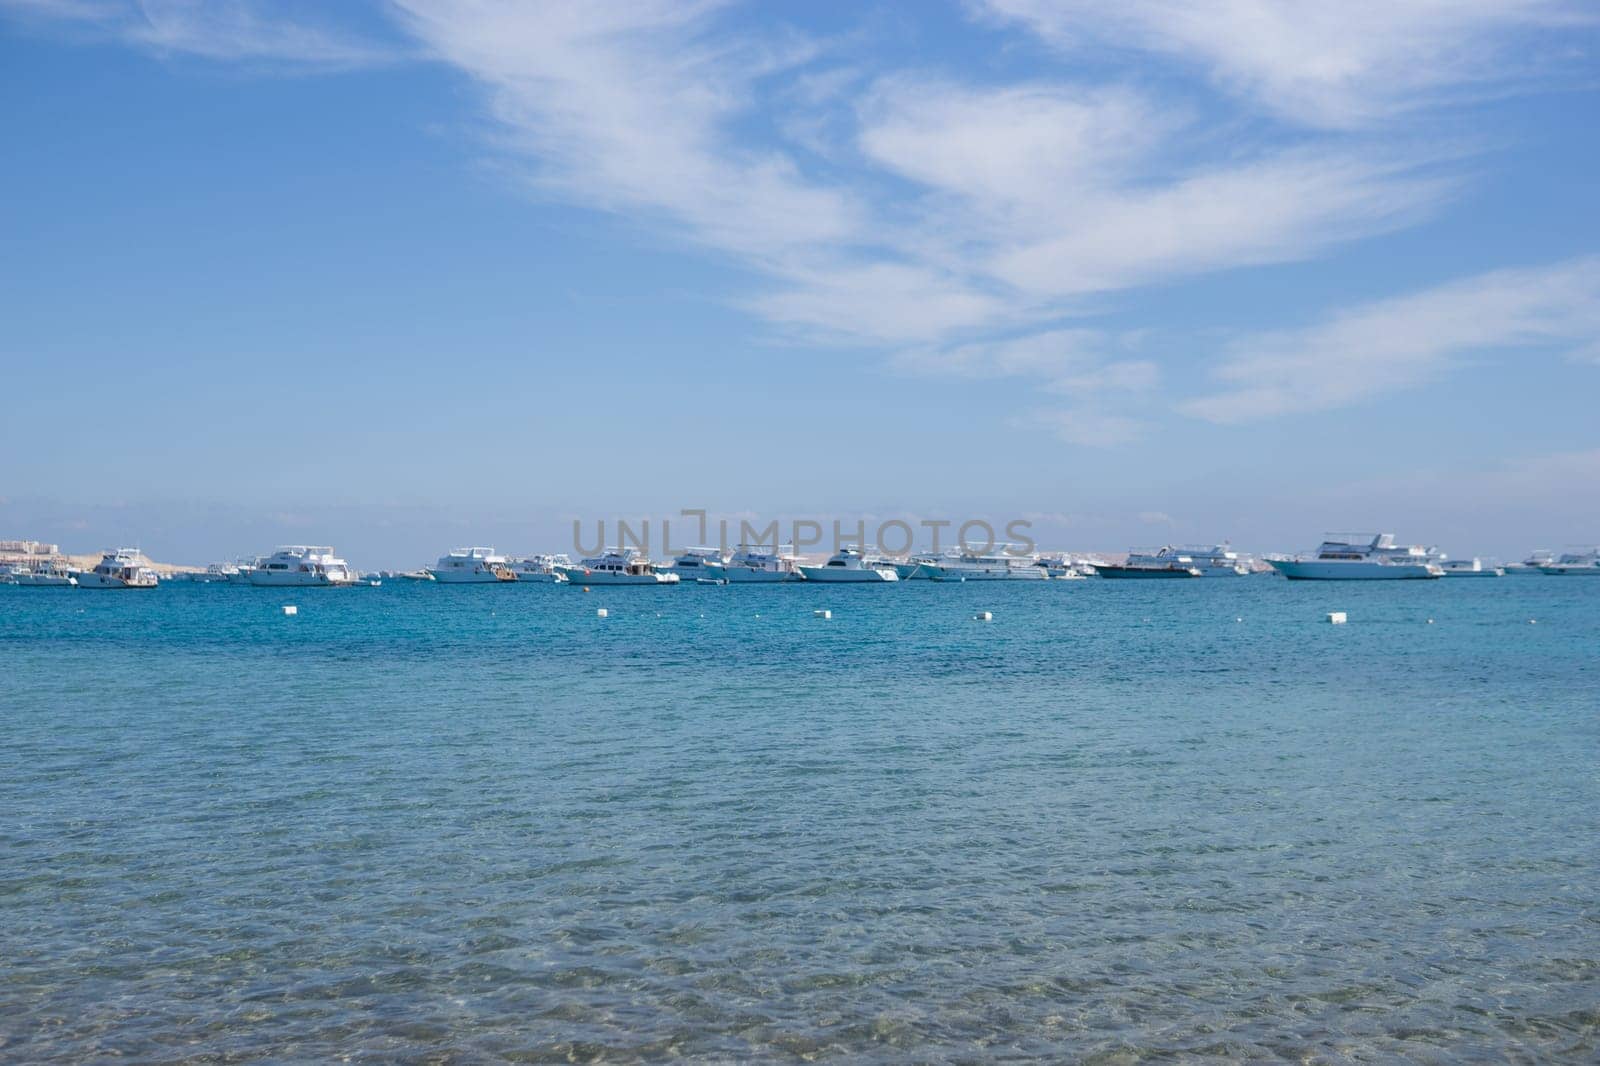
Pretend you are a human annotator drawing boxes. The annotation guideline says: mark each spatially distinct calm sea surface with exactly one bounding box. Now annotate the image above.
[2,577,1596,1062]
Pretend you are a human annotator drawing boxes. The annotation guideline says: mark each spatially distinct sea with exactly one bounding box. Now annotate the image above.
[2,575,1596,1062]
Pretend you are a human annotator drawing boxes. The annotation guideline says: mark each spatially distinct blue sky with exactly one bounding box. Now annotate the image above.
[2,0,1598,566]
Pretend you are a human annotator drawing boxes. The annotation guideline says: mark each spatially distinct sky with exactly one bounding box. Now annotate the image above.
[2,0,1598,567]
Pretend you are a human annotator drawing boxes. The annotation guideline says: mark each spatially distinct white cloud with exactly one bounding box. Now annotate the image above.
[1183,257,1600,423]
[891,328,1109,378]
[386,3,1464,352]
[9,0,1590,447]
[391,1,862,262]
[1,0,398,67]
[976,0,1595,128]
[1012,407,1145,447]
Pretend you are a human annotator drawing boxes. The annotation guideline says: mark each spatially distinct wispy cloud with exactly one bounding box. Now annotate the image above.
[1183,257,1600,423]
[9,0,1592,447]
[1010,407,1145,447]
[975,0,1596,128]
[1,0,400,67]
[386,3,1464,354]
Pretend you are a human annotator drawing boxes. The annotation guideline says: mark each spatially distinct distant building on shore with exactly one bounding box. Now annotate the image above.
[1,540,60,557]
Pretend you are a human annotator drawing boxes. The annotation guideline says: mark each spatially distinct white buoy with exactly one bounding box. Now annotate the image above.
[1235,617,1243,623]
[974,611,992,621]
[1326,611,1347,625]
[282,605,297,616]
[1427,618,1434,625]
[597,608,608,618]
[814,609,831,619]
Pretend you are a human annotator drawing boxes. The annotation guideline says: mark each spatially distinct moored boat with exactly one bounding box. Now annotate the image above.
[1505,550,1553,575]
[1125,544,1249,577]
[429,546,516,583]
[797,547,899,583]
[2,562,78,586]
[724,543,805,582]
[1033,555,1088,580]
[560,548,680,586]
[1095,558,1203,578]
[932,547,1048,580]
[662,547,728,584]
[76,548,158,589]
[1538,548,1600,576]
[246,546,359,587]
[1266,533,1442,580]
[1441,558,1505,577]
[507,555,569,582]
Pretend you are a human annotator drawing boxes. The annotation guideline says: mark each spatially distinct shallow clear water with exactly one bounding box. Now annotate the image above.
[2,577,1597,1062]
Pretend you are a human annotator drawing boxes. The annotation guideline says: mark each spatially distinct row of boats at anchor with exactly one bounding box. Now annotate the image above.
[7,535,1599,589]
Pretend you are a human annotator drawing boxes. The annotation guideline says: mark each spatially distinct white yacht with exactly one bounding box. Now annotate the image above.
[77,548,159,589]
[861,552,939,580]
[560,548,680,586]
[429,546,516,583]
[723,543,805,583]
[1033,555,1087,580]
[246,546,359,587]
[1505,550,1554,575]
[2,562,78,586]
[507,554,570,583]
[933,547,1048,581]
[1124,544,1250,577]
[1539,548,1600,576]
[906,551,952,580]
[798,547,899,583]
[1440,558,1505,578]
[191,562,239,583]
[662,547,728,584]
[1094,554,1203,579]
[1267,533,1443,580]
[227,558,260,584]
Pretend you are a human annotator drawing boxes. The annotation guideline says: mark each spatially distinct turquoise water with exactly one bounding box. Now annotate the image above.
[2,577,1596,1061]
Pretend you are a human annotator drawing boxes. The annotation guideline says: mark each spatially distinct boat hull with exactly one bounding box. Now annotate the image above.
[76,573,157,589]
[246,572,357,587]
[558,569,680,586]
[1268,560,1440,580]
[429,569,515,583]
[724,567,802,583]
[663,563,727,583]
[797,566,898,583]
[1096,565,1201,579]
[9,574,77,586]
[1538,564,1600,576]
[938,565,1048,581]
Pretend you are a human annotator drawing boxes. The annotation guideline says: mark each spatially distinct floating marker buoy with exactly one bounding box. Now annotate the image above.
[974,611,992,621]
[596,608,608,618]
[1529,619,1537,625]
[583,586,591,593]
[814,609,831,619]
[1235,617,1243,623]
[282,605,297,616]
[1327,611,1347,625]
[1427,618,1434,625]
